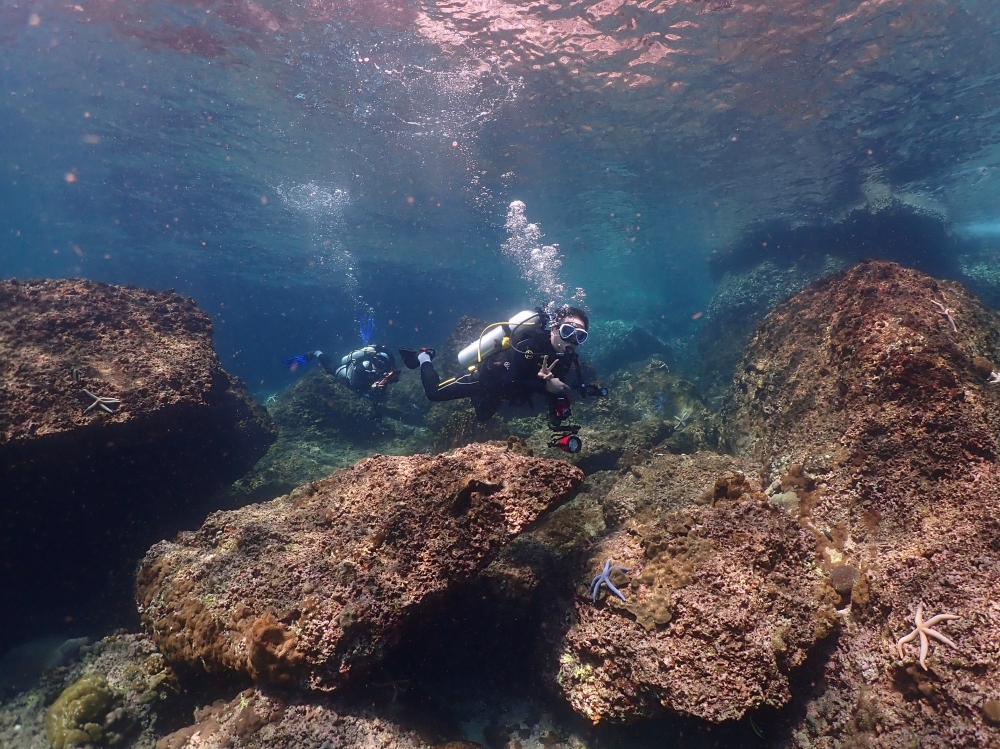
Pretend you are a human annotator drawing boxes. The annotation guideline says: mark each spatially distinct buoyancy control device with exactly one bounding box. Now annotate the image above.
[456,310,542,372]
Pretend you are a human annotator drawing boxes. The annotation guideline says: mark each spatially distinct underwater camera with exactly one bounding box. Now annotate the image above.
[546,384,609,453]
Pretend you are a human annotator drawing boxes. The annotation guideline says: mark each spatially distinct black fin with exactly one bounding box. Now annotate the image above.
[399,348,421,369]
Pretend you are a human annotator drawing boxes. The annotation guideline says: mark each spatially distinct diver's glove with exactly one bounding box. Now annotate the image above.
[418,350,434,366]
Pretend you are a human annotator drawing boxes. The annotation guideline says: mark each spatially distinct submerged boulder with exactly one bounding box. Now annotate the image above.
[153,687,435,749]
[0,278,275,654]
[137,442,583,692]
[548,454,830,724]
[721,261,1000,746]
[0,632,181,749]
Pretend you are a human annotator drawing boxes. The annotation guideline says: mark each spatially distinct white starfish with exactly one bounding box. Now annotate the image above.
[82,388,120,414]
[931,299,958,333]
[896,602,960,670]
[673,407,693,430]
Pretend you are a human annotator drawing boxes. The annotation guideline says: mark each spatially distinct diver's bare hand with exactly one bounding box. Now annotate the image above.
[539,356,555,381]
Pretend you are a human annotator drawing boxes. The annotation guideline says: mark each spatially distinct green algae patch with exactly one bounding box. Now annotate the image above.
[45,673,114,748]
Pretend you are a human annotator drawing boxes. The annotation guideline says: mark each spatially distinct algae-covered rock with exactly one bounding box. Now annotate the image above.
[550,473,826,724]
[721,261,1000,747]
[44,673,114,748]
[138,443,584,692]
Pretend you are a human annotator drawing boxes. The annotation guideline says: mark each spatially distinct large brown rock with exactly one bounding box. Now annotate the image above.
[137,443,583,692]
[153,687,433,749]
[550,454,831,723]
[721,261,1000,746]
[0,278,276,654]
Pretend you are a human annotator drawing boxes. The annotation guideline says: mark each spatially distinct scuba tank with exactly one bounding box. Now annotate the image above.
[336,346,377,389]
[457,310,542,372]
[341,345,377,366]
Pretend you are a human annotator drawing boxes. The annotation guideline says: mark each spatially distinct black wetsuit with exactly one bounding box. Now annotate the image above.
[318,346,397,420]
[419,325,581,422]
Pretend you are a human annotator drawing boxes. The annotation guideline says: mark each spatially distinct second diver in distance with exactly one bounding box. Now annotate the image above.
[284,315,399,424]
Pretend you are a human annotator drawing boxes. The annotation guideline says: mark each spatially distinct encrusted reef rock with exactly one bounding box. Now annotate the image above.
[153,687,435,749]
[551,456,830,723]
[0,632,182,749]
[137,443,583,692]
[721,261,1000,747]
[266,368,426,449]
[231,368,437,503]
[0,278,275,653]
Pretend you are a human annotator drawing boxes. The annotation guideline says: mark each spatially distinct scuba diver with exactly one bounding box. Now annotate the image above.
[284,315,399,423]
[399,305,606,453]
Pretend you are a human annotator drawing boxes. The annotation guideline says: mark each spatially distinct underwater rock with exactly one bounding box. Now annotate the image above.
[599,450,764,526]
[266,368,416,447]
[154,687,435,749]
[137,443,583,692]
[0,278,276,655]
[432,409,512,453]
[722,260,1000,747]
[230,367,438,503]
[0,632,181,749]
[586,320,673,376]
[550,460,828,724]
[465,469,614,614]
[0,636,88,698]
[697,256,850,403]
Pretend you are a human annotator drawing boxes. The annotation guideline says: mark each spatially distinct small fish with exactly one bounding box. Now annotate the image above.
[69,367,82,384]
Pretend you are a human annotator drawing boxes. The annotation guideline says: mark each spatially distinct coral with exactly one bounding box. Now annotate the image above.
[44,673,115,749]
[152,687,434,749]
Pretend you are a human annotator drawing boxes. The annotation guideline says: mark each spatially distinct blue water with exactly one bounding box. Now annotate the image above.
[8,0,997,399]
[4,0,1000,744]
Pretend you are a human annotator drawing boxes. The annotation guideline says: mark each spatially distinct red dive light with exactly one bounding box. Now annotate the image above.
[555,433,583,454]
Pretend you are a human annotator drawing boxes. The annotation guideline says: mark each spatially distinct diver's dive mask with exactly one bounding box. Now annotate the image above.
[558,323,589,345]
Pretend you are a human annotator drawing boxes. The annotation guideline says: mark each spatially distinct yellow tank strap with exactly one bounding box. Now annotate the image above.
[437,377,457,388]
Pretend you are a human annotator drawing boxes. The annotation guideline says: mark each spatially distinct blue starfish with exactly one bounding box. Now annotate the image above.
[590,559,630,603]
